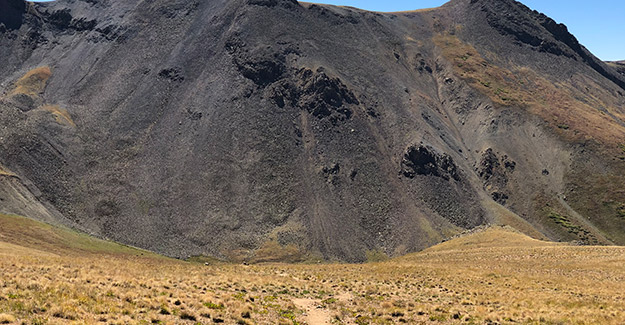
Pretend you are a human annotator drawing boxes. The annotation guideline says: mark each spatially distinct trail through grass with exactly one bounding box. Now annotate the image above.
[1,215,625,324]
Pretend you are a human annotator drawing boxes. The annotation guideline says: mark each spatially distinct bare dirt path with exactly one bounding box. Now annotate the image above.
[292,298,331,325]
[292,292,354,324]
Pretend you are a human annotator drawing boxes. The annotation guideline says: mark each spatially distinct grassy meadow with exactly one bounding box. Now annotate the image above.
[1,214,625,324]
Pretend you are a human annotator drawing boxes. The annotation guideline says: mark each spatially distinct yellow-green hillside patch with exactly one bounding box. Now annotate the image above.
[0,213,155,256]
[39,105,76,127]
[0,165,17,178]
[7,66,51,97]
[416,226,562,254]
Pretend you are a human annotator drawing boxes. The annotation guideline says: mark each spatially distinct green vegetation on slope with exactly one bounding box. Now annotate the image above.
[0,213,153,256]
[566,162,625,245]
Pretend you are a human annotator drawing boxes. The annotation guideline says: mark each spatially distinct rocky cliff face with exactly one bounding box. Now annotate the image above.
[1,0,624,261]
[0,0,25,31]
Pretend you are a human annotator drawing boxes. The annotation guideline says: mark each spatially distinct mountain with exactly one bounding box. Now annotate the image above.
[1,0,624,262]
[608,61,625,77]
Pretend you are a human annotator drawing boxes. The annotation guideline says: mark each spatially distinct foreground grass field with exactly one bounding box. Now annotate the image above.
[1,214,625,324]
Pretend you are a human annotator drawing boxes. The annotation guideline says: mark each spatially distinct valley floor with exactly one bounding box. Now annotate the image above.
[1,214,625,324]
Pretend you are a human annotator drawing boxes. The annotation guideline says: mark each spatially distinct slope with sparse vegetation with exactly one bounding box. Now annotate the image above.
[1,215,625,324]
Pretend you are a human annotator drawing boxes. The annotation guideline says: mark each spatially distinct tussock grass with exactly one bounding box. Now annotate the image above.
[0,314,16,324]
[2,216,625,324]
[418,227,562,253]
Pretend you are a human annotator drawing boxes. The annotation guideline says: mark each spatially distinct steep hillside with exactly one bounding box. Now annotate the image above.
[0,0,624,261]
[608,61,625,77]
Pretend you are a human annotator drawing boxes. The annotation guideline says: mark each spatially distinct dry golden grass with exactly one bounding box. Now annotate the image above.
[2,214,625,324]
[3,67,77,128]
[39,105,76,127]
[0,165,17,178]
[7,67,51,97]
[0,314,17,324]
[433,34,625,147]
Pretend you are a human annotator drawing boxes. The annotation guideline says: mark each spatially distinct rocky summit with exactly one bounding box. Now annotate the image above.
[0,0,624,262]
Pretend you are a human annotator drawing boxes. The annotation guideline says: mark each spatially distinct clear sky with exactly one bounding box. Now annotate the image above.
[31,0,623,61]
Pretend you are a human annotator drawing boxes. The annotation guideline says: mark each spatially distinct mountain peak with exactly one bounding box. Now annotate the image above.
[450,0,625,91]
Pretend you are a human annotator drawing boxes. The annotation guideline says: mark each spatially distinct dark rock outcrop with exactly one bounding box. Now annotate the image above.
[296,68,358,123]
[401,145,461,181]
[43,8,98,32]
[0,0,25,30]
[247,0,299,8]
[477,148,516,204]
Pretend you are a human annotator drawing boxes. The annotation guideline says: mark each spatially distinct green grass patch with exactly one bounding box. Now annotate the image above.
[279,309,299,324]
[365,249,389,263]
[0,213,160,257]
[186,255,224,265]
[429,314,447,321]
[321,297,337,305]
[203,302,225,310]
[355,315,373,325]
[547,211,587,237]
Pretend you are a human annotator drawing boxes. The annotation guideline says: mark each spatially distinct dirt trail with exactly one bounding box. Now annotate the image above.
[292,298,331,324]
[293,292,353,324]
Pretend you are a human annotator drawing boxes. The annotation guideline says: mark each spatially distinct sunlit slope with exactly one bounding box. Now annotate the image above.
[420,226,562,253]
[0,213,154,257]
[2,220,625,324]
[394,228,625,324]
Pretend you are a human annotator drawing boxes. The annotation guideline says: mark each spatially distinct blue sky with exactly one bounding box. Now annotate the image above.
[31,0,623,61]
